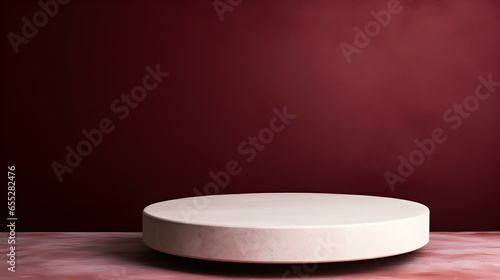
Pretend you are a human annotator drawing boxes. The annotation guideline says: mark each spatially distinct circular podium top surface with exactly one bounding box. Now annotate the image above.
[143,193,428,229]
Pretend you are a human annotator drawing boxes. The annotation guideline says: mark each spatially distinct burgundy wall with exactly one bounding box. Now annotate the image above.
[1,0,499,231]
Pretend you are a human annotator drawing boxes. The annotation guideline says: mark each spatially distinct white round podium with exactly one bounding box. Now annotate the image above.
[143,193,429,263]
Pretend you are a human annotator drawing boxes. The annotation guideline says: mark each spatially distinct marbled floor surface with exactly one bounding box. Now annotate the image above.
[0,232,499,279]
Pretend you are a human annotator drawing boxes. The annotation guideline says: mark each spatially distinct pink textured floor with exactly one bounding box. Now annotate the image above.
[1,232,499,279]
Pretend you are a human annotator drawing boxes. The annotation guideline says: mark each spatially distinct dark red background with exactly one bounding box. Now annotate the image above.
[1,0,499,231]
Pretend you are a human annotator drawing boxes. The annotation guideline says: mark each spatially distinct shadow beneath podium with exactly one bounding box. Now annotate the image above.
[94,233,421,278]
